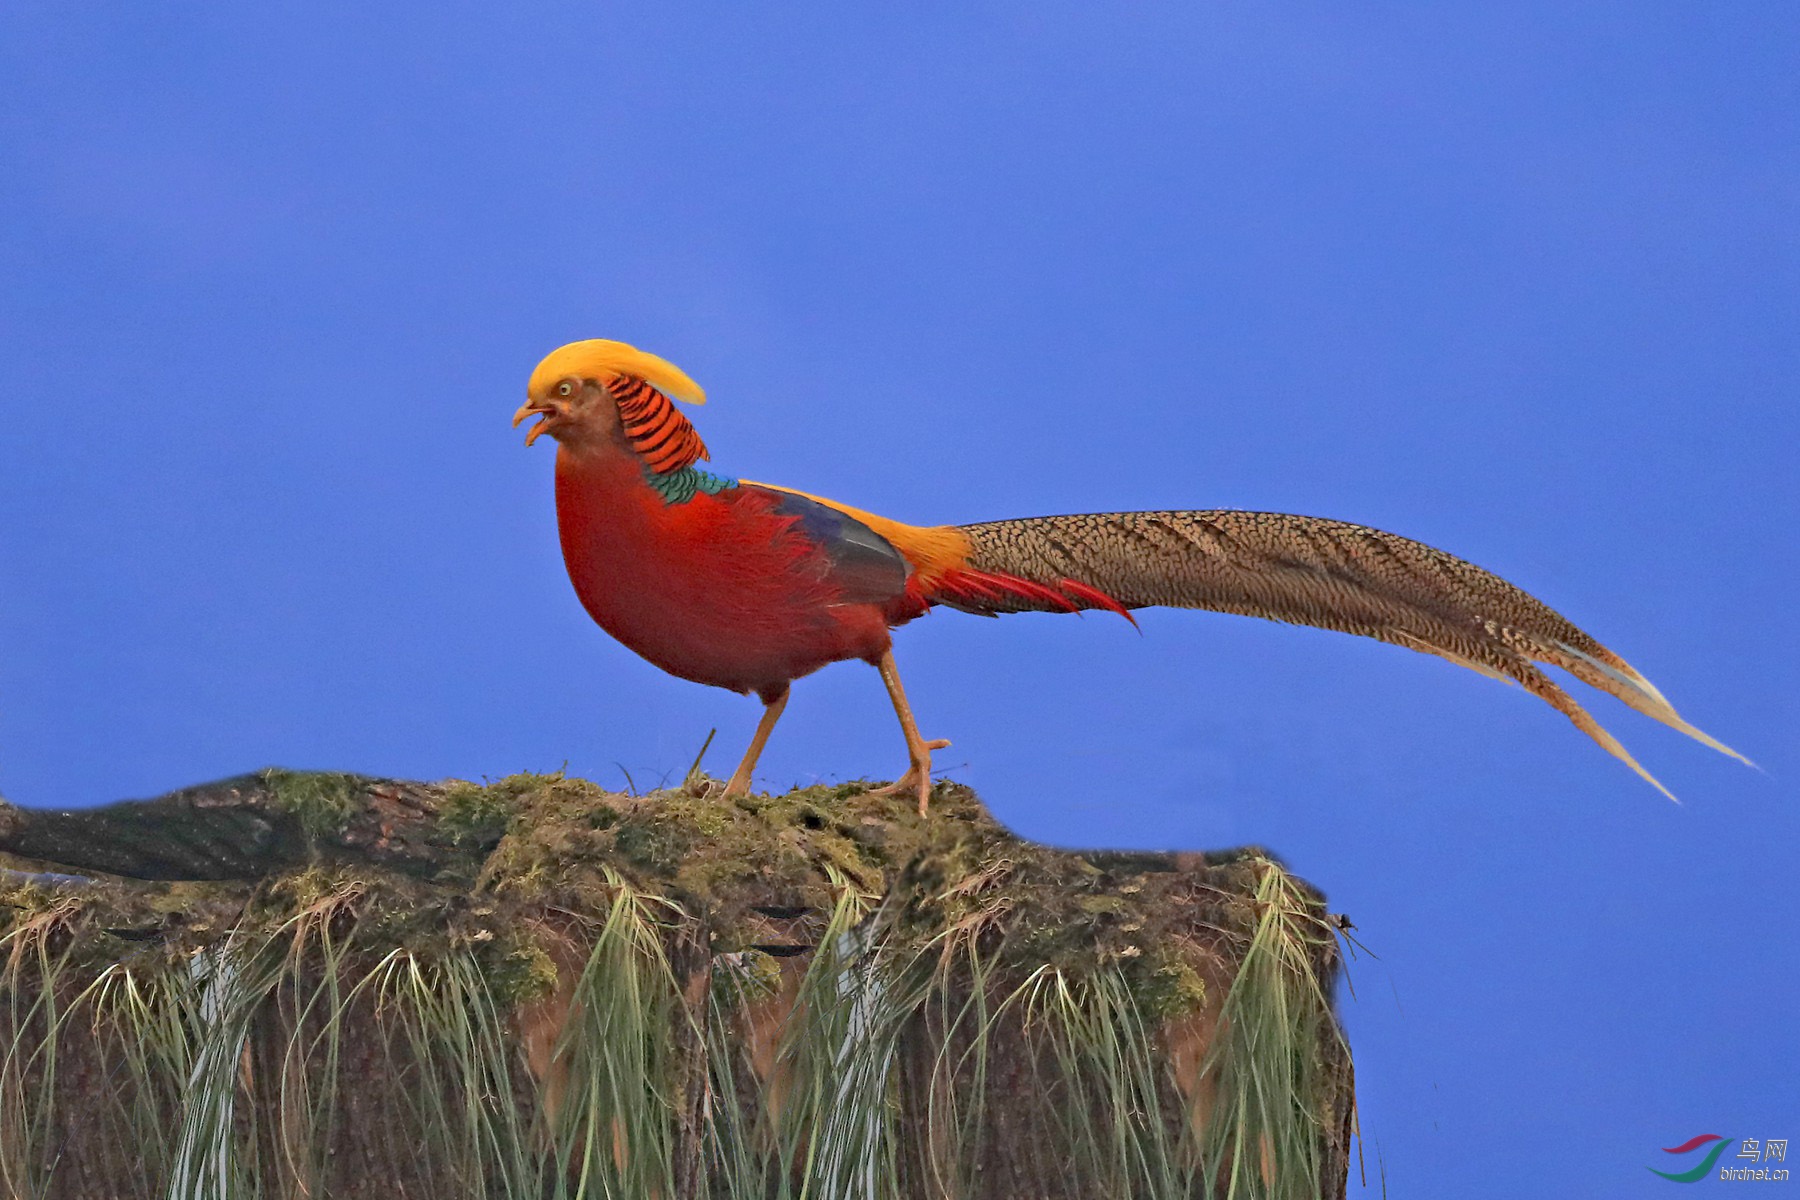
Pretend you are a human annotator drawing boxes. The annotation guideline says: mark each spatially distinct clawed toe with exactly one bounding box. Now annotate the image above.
[875,737,950,816]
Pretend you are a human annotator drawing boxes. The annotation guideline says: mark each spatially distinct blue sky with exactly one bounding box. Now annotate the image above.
[2,4,1795,1192]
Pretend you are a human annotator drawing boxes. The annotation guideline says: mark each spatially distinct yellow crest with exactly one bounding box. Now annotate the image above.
[527,339,706,405]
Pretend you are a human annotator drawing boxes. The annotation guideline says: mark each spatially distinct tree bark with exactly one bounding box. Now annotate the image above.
[0,771,461,881]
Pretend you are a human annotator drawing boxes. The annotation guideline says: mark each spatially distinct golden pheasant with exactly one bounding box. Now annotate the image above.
[514,338,1746,814]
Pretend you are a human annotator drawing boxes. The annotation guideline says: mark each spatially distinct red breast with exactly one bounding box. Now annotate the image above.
[553,447,893,698]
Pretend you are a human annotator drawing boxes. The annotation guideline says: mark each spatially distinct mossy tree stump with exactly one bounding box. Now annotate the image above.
[0,771,1355,1199]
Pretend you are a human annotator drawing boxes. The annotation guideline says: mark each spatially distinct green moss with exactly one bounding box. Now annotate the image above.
[262,769,364,838]
[0,771,1353,1200]
[4,773,1331,1040]
[476,928,561,1007]
[0,767,1355,1200]
[1126,948,1209,1022]
[262,863,333,906]
[614,812,695,874]
[485,770,568,798]
[437,780,518,850]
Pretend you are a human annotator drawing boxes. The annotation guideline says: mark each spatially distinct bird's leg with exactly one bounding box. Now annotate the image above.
[870,650,950,816]
[722,688,790,799]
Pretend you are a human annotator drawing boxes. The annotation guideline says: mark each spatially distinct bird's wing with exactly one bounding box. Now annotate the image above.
[933,510,1747,797]
[738,483,912,606]
[739,481,974,599]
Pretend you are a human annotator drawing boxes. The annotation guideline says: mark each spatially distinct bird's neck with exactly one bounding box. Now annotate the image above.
[553,440,738,509]
[643,463,739,503]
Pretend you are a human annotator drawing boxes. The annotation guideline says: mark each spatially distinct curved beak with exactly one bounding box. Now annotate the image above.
[512,401,552,446]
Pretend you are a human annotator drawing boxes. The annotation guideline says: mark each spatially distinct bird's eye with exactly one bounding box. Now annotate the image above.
[556,381,575,398]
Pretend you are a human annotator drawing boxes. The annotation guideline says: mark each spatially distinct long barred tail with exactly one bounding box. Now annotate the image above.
[930,510,1748,799]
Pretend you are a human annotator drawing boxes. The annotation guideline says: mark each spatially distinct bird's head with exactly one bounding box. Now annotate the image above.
[513,339,710,470]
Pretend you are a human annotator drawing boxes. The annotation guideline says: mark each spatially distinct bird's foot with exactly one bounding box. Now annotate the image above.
[874,738,951,816]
